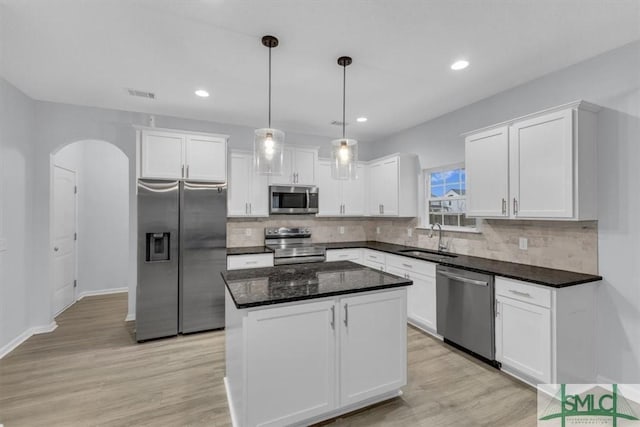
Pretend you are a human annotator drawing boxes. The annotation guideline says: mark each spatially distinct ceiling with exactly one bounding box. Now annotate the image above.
[1,0,639,141]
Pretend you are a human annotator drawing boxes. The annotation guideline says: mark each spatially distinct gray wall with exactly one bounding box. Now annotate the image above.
[0,77,36,351]
[370,40,640,384]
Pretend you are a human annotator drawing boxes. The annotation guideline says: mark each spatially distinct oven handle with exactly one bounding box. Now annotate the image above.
[306,188,310,209]
[438,271,488,287]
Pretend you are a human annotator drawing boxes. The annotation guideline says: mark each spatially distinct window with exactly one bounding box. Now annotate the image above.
[424,164,478,231]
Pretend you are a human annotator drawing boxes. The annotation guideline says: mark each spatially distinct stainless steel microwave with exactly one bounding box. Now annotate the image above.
[269,185,319,214]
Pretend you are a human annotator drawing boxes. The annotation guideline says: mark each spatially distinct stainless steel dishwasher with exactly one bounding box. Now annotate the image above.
[436,265,496,364]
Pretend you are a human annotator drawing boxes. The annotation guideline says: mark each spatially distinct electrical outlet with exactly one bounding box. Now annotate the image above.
[339,226,345,235]
[376,227,381,234]
[519,237,528,250]
[245,228,252,237]
[407,228,413,237]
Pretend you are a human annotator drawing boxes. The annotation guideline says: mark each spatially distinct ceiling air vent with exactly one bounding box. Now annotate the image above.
[126,88,156,99]
[331,120,349,126]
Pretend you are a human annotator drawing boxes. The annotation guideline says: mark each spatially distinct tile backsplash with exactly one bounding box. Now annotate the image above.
[228,217,598,274]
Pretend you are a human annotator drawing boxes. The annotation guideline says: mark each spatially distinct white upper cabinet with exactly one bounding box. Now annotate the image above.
[139,128,228,182]
[140,130,185,179]
[317,161,366,216]
[464,101,599,220]
[269,146,318,186]
[465,126,510,217]
[368,154,418,217]
[184,134,227,181]
[510,109,573,218]
[228,150,268,217]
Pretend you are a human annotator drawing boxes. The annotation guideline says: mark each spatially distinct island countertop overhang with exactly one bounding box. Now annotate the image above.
[222,261,413,309]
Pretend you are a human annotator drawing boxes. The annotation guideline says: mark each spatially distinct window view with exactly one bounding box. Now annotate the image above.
[426,166,476,229]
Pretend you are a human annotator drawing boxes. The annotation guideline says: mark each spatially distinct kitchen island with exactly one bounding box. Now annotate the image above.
[222,261,412,427]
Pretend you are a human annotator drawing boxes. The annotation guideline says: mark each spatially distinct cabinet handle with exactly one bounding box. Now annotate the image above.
[249,203,252,214]
[330,306,335,329]
[339,254,348,258]
[381,204,385,214]
[495,300,500,317]
[344,303,348,327]
[186,165,190,178]
[502,198,507,215]
[246,261,258,265]
[508,289,531,298]
[245,202,248,214]
[181,165,185,178]
[513,198,519,215]
[402,263,413,269]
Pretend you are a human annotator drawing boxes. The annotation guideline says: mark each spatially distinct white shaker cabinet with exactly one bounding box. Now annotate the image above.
[464,101,598,220]
[495,277,598,386]
[245,299,337,427]
[184,134,227,181]
[367,154,418,217]
[339,289,407,406]
[228,150,268,217]
[318,161,366,216]
[510,109,574,218]
[465,126,510,217]
[138,128,228,181]
[268,146,318,186]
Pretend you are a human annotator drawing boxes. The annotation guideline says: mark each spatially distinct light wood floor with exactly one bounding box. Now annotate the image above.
[0,293,537,426]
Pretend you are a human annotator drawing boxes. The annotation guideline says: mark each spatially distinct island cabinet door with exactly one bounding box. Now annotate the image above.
[246,299,337,427]
[339,289,407,407]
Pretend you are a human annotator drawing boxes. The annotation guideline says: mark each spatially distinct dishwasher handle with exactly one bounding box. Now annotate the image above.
[438,271,488,287]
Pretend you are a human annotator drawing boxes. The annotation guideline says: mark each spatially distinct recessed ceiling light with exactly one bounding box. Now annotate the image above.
[195,89,210,97]
[356,117,368,123]
[451,60,469,71]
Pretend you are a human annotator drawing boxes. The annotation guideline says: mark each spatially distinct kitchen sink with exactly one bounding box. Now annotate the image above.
[398,249,458,258]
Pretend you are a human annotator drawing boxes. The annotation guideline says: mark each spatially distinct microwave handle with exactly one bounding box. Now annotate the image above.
[306,188,310,209]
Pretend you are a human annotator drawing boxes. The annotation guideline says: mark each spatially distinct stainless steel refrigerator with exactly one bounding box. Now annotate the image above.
[136,179,227,342]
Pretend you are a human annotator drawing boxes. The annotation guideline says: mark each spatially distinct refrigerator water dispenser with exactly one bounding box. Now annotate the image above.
[146,232,170,262]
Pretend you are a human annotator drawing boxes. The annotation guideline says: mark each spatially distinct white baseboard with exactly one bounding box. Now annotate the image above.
[0,321,59,360]
[77,287,128,300]
[32,321,58,334]
[125,312,135,322]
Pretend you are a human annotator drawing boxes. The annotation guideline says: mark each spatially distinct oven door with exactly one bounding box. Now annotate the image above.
[270,186,319,214]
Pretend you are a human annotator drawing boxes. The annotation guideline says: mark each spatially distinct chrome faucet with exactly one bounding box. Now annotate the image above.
[429,223,447,252]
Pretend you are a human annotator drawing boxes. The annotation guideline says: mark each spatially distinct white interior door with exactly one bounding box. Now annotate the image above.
[52,166,77,315]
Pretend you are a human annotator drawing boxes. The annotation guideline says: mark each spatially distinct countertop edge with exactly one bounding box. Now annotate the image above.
[227,280,412,309]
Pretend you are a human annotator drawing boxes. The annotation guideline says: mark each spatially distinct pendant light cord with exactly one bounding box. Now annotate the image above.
[342,63,346,139]
[268,45,272,129]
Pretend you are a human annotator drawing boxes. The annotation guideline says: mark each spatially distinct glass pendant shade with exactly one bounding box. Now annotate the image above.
[254,128,285,175]
[331,138,358,180]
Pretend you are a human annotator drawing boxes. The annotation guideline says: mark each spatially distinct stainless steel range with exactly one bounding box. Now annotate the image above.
[265,227,326,265]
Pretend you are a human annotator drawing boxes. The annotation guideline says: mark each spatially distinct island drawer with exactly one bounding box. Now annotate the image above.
[495,277,551,308]
[227,253,274,270]
[326,249,362,262]
[386,254,436,277]
[363,249,386,264]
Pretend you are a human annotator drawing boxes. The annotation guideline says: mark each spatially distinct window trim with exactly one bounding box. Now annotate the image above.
[422,162,480,233]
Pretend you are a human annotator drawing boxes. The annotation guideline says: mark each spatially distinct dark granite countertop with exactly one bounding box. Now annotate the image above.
[319,241,602,288]
[226,246,274,255]
[222,261,412,309]
[226,241,602,288]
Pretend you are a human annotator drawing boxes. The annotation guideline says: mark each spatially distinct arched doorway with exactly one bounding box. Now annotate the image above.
[50,140,129,315]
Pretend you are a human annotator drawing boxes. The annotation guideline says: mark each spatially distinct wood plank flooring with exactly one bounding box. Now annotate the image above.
[0,293,537,426]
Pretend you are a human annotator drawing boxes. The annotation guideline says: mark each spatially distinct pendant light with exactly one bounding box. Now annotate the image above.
[331,56,358,180]
[254,35,284,175]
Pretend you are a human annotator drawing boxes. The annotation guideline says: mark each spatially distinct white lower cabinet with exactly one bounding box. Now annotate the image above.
[246,300,337,427]
[495,277,598,386]
[339,290,407,406]
[226,254,274,270]
[495,294,551,384]
[325,249,363,263]
[226,287,407,427]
